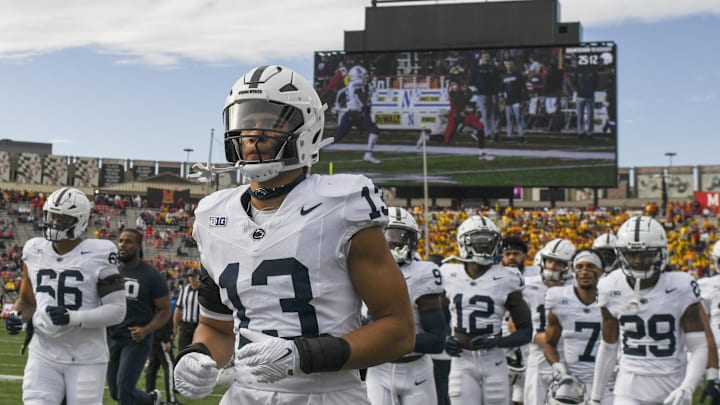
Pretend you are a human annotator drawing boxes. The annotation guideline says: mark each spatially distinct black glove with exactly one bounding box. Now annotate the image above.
[701,379,720,405]
[46,306,70,326]
[469,334,500,350]
[6,311,23,335]
[445,336,463,357]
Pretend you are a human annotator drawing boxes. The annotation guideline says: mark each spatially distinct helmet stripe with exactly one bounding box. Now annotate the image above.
[634,216,642,242]
[247,65,270,89]
[551,239,561,253]
[54,187,71,206]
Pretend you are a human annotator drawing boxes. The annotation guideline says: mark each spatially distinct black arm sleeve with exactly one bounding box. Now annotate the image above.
[96,274,125,298]
[414,308,448,354]
[197,266,233,316]
[497,320,532,348]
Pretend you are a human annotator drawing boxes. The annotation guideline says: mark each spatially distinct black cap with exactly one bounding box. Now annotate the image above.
[186,268,200,277]
[501,236,528,254]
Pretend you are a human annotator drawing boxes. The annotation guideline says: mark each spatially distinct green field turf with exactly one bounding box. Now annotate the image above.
[0,328,226,404]
[313,129,617,188]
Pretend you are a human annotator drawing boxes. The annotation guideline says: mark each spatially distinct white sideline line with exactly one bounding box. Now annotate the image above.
[0,374,23,382]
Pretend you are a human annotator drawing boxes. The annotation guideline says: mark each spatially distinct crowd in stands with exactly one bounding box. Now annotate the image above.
[2,187,720,305]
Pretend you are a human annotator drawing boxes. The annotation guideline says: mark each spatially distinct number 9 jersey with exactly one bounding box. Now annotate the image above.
[192,174,388,390]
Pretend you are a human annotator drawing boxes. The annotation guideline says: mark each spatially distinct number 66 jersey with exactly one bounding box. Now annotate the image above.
[192,173,388,392]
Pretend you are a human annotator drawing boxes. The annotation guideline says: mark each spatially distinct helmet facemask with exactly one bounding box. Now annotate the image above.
[459,230,500,265]
[43,211,79,242]
[617,246,667,280]
[385,227,418,264]
[224,100,306,181]
[595,247,618,273]
[540,255,572,282]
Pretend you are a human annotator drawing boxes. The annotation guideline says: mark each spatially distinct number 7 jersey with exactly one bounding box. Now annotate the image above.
[193,174,387,390]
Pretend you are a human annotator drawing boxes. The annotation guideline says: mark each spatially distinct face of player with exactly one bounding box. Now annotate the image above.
[238,112,294,163]
[502,250,526,268]
[574,261,602,290]
[118,231,141,263]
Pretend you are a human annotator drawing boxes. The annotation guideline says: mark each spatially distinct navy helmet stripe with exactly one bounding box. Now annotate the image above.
[247,65,270,89]
[54,187,71,206]
[634,216,642,241]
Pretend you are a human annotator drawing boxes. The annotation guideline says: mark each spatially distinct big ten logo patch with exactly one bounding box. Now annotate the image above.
[209,216,228,227]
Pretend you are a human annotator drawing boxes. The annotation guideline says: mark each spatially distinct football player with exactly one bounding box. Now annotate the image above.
[544,249,613,403]
[366,207,446,405]
[694,242,720,405]
[106,229,171,405]
[173,65,415,404]
[591,216,716,404]
[523,238,576,405]
[592,233,619,274]
[441,215,532,405]
[14,187,126,404]
[500,235,539,405]
[334,65,383,164]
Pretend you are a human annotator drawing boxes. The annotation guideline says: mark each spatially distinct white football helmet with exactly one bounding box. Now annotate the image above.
[348,65,368,83]
[223,65,328,182]
[615,216,668,280]
[385,207,419,264]
[539,239,576,282]
[545,375,588,405]
[456,215,501,265]
[42,187,91,242]
[592,233,618,273]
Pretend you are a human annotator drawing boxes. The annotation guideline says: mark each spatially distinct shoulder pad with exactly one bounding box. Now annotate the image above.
[312,174,375,198]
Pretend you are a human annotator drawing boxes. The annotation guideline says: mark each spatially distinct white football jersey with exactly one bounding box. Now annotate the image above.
[193,173,388,392]
[545,284,601,384]
[22,237,119,364]
[698,275,720,347]
[401,259,445,337]
[598,270,701,376]
[345,80,372,111]
[523,276,570,368]
[440,263,523,338]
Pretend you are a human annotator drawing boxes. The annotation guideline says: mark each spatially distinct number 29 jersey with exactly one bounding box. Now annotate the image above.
[22,237,120,364]
[192,174,388,391]
[598,270,701,375]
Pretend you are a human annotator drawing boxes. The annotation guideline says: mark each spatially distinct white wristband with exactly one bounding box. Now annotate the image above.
[708,368,719,381]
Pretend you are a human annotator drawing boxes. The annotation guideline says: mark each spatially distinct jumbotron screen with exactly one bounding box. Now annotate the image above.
[312,42,617,188]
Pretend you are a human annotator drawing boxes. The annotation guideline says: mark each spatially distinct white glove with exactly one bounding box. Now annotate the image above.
[236,328,300,383]
[663,386,692,405]
[551,361,569,380]
[174,352,218,399]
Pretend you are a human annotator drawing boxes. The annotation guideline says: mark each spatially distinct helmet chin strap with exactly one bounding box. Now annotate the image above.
[250,171,307,200]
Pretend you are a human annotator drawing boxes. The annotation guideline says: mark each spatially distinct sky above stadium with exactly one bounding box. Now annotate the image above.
[0,0,718,169]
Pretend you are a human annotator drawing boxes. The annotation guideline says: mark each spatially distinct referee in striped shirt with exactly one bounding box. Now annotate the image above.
[173,268,200,351]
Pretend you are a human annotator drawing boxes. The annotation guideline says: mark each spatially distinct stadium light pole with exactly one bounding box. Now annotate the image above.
[665,152,676,167]
[183,148,194,178]
[421,125,430,258]
[662,152,676,217]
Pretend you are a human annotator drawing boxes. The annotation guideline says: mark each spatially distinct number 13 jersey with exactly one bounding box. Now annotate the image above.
[192,174,388,391]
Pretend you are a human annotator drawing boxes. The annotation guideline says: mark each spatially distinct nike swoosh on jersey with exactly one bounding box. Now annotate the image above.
[414,379,427,386]
[665,288,677,294]
[495,360,504,366]
[81,251,92,255]
[300,203,322,216]
[493,276,503,280]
